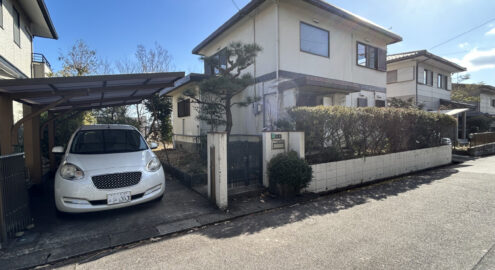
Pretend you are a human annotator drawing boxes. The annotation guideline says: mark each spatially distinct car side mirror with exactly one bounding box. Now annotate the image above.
[52,146,65,154]
[149,142,158,149]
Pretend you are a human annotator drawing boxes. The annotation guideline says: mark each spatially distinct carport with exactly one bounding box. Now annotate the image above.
[0,72,184,242]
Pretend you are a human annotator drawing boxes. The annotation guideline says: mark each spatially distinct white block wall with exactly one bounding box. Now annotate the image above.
[306,145,452,193]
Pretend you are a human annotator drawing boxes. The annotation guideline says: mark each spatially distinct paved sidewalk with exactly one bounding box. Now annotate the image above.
[53,156,495,270]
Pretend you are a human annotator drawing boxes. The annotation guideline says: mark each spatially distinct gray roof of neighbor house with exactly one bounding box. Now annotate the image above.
[192,0,402,55]
[17,0,58,39]
[387,50,466,72]
[0,72,184,111]
[159,73,210,96]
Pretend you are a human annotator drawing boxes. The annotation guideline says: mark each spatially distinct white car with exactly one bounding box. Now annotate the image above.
[53,124,165,213]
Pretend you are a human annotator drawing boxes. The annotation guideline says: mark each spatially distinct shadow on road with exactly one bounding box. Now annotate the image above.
[198,165,463,239]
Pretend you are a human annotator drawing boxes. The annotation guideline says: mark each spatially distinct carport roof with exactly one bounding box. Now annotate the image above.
[0,72,184,112]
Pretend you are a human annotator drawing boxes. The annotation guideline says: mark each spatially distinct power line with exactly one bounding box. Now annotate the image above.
[231,0,240,11]
[429,17,495,51]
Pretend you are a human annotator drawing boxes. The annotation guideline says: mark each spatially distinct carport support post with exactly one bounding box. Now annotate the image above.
[0,95,14,155]
[23,104,42,184]
[207,132,228,210]
[48,112,56,172]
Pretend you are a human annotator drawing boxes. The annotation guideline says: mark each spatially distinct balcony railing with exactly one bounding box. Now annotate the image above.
[32,53,51,69]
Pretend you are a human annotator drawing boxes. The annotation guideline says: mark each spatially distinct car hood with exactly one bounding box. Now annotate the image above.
[65,151,154,172]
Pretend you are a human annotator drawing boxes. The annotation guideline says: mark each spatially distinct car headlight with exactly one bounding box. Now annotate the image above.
[146,156,161,172]
[60,163,84,180]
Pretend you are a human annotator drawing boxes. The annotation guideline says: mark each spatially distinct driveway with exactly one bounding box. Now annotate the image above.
[54,156,495,270]
[0,176,218,269]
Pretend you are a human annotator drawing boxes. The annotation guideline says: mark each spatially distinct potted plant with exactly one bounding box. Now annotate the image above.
[268,151,313,199]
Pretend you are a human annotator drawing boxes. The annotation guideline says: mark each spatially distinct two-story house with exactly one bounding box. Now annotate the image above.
[0,0,57,154]
[386,50,466,111]
[162,0,402,150]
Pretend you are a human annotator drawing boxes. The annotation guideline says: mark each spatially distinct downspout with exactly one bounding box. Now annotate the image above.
[415,60,419,106]
[275,0,280,80]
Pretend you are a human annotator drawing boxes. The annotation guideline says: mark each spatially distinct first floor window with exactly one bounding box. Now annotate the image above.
[178,99,190,118]
[357,98,368,107]
[375,100,386,107]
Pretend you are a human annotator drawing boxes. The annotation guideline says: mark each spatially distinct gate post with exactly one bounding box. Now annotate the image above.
[262,131,305,188]
[207,132,228,209]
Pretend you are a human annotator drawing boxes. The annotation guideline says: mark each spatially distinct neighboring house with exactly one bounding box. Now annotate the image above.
[386,50,466,111]
[0,0,57,123]
[478,85,495,116]
[162,0,402,150]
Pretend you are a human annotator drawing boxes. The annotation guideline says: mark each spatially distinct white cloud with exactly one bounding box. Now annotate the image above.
[485,27,495,36]
[448,48,495,72]
[458,42,469,49]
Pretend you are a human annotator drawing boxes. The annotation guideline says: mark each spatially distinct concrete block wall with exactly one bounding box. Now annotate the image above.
[306,145,452,193]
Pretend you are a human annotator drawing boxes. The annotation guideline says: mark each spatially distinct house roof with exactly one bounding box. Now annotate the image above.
[159,73,209,96]
[0,72,184,111]
[17,0,58,39]
[439,108,470,116]
[192,0,402,55]
[387,50,466,72]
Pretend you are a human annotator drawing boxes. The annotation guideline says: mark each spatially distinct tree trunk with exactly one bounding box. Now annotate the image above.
[225,99,233,135]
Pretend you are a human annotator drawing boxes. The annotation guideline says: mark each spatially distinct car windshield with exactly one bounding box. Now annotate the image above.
[70,129,148,154]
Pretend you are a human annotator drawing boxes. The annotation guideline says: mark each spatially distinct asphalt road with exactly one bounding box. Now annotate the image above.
[57,155,495,270]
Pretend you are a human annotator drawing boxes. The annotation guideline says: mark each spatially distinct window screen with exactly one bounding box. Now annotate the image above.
[357,42,386,71]
[300,22,329,57]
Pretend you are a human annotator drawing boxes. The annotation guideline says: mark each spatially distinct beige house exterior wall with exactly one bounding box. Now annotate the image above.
[178,0,397,141]
[278,0,388,89]
[0,0,34,78]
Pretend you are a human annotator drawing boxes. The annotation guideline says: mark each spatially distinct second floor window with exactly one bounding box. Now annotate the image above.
[204,49,227,75]
[357,42,386,71]
[13,7,20,46]
[300,22,329,57]
[177,99,190,118]
[437,74,448,89]
[0,0,3,28]
[491,99,495,107]
[423,69,433,86]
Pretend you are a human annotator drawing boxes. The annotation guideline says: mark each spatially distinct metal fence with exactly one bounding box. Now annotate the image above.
[227,135,263,189]
[0,153,32,243]
[470,132,495,147]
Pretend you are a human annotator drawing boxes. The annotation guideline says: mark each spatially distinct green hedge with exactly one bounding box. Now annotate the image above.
[288,106,456,164]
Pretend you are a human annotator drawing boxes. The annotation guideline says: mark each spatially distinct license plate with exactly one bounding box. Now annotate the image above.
[107,191,131,205]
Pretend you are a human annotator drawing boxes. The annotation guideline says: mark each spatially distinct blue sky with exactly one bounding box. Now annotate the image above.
[35,0,495,85]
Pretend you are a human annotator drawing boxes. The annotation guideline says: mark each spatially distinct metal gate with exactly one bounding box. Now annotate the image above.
[227,135,262,188]
[0,153,32,243]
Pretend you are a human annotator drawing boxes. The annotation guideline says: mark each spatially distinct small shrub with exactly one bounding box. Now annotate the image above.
[268,151,313,196]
